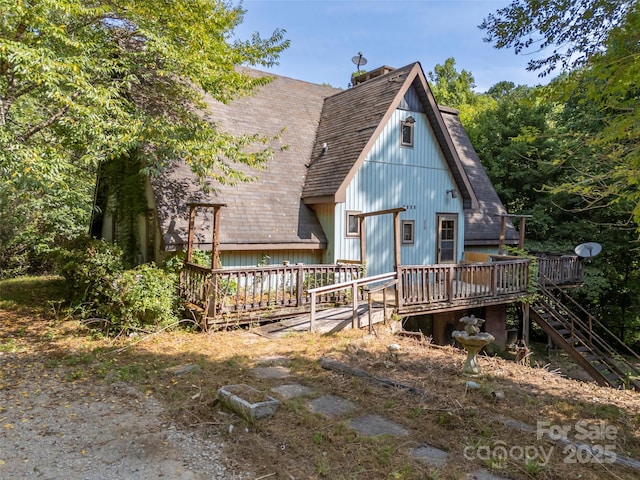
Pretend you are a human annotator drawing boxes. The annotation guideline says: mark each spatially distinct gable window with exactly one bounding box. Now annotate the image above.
[346,211,361,237]
[401,220,415,244]
[400,116,415,147]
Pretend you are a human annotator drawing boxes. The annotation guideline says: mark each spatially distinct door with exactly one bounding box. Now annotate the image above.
[437,214,458,264]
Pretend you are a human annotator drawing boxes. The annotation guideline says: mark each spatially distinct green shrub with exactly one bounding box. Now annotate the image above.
[103,264,178,332]
[56,235,124,306]
[57,235,179,333]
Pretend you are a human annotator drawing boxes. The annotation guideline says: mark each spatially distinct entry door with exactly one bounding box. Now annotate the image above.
[437,214,458,263]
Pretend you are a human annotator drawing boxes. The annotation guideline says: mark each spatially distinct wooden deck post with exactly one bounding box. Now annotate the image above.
[296,268,303,307]
[522,302,530,344]
[519,217,526,250]
[499,215,506,255]
[393,211,402,309]
[212,206,222,269]
[359,216,366,266]
[352,283,358,328]
[310,292,317,332]
[186,205,196,262]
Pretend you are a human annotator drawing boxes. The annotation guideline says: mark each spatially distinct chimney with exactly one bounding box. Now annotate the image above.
[351,65,396,86]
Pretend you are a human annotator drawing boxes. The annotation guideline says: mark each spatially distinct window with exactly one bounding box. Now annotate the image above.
[401,117,414,147]
[401,220,415,244]
[346,211,360,237]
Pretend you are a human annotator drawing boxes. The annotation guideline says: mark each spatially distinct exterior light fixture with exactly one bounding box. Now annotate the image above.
[446,188,458,198]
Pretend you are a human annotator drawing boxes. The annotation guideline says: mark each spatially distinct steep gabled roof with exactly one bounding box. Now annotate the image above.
[439,106,519,246]
[302,63,478,209]
[151,70,339,251]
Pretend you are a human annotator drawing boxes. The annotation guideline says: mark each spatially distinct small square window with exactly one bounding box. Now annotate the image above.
[346,211,361,237]
[402,220,415,244]
[401,117,414,147]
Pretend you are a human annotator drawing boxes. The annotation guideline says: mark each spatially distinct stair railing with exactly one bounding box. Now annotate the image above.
[538,274,640,365]
[537,275,640,386]
[307,272,397,332]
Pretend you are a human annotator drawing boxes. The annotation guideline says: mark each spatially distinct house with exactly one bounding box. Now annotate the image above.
[95,61,522,345]
[104,62,518,268]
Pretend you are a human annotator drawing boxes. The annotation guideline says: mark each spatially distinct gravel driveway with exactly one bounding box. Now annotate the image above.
[0,352,248,480]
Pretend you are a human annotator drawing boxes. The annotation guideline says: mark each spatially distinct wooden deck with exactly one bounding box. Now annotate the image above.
[179,256,583,329]
[256,304,388,337]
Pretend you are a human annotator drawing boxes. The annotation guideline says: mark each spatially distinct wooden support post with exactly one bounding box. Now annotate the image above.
[393,212,402,309]
[212,206,222,269]
[186,205,196,262]
[296,268,303,307]
[359,216,366,268]
[393,211,401,270]
[519,217,526,250]
[368,292,373,334]
[382,288,388,324]
[310,292,317,332]
[499,215,506,255]
[352,283,358,329]
[522,302,530,344]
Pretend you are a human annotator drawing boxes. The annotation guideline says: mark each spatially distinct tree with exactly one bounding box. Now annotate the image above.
[427,58,477,108]
[0,0,288,275]
[480,0,635,77]
[480,0,640,227]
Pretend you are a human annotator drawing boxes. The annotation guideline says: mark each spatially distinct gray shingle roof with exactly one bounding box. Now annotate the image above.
[439,106,519,245]
[151,70,339,250]
[150,64,512,252]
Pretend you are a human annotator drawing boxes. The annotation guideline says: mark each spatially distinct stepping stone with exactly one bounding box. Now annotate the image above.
[308,395,357,419]
[467,469,512,480]
[410,444,449,467]
[271,384,315,400]
[348,414,409,437]
[252,365,291,380]
[256,355,290,366]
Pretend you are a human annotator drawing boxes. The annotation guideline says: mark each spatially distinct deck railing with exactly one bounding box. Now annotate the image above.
[398,259,530,310]
[180,255,583,325]
[180,263,362,320]
[536,255,583,285]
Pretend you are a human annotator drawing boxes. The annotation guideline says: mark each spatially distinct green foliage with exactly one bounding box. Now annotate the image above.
[106,264,178,331]
[479,0,634,76]
[57,236,124,306]
[96,149,149,267]
[465,84,558,236]
[481,0,640,226]
[56,235,178,333]
[427,57,477,108]
[0,0,289,277]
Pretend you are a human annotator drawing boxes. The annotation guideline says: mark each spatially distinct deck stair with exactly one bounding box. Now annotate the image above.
[530,282,640,391]
[256,302,388,338]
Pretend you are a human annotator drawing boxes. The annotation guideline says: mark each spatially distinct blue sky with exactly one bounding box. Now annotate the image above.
[233,0,551,92]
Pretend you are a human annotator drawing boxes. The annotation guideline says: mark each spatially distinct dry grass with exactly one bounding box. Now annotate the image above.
[1,278,639,480]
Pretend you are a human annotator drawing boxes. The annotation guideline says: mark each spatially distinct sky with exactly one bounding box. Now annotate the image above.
[233,0,551,92]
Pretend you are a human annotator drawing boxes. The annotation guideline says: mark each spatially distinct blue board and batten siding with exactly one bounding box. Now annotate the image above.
[332,96,465,276]
[220,250,322,268]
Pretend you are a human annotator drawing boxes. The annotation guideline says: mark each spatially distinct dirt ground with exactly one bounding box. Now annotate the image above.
[0,307,639,480]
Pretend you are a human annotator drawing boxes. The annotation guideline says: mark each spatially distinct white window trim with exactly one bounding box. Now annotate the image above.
[401,220,415,245]
[400,119,414,147]
[346,210,361,238]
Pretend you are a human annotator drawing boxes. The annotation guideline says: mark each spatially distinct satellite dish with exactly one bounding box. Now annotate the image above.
[351,51,367,71]
[574,242,602,258]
